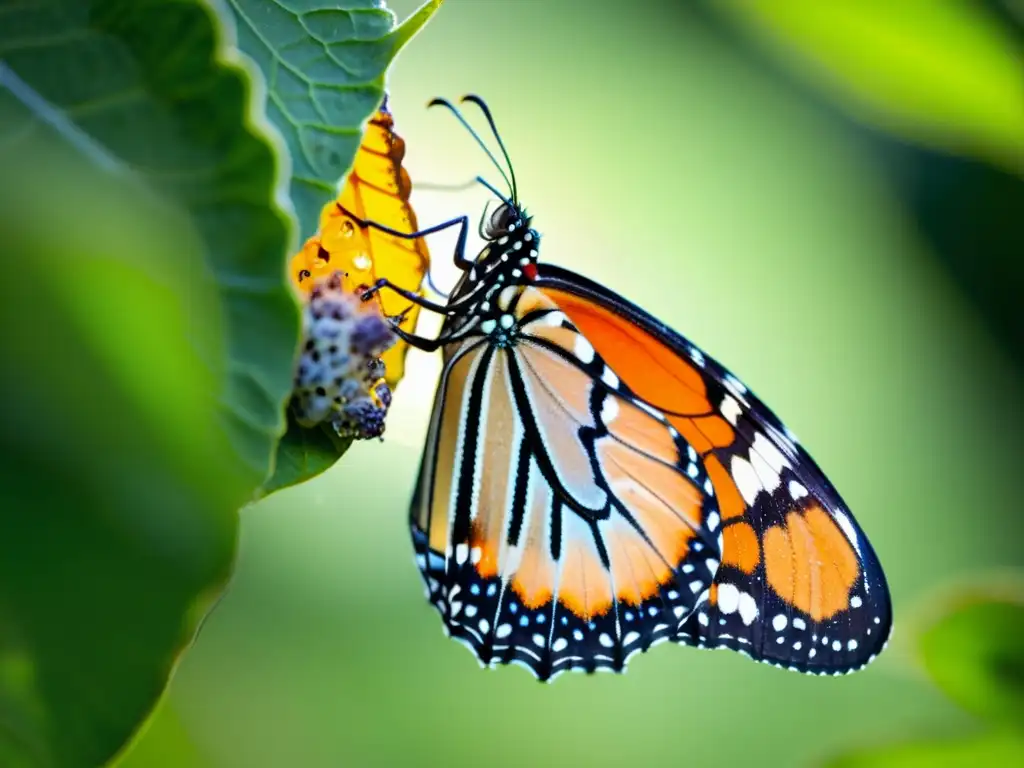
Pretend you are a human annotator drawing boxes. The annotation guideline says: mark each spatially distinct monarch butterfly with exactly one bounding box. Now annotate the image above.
[291,96,429,388]
[351,96,892,681]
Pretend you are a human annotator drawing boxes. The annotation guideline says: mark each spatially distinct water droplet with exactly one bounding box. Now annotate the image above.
[353,253,372,270]
[341,220,355,237]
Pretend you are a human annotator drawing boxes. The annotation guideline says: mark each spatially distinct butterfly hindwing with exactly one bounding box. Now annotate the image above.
[410,286,723,680]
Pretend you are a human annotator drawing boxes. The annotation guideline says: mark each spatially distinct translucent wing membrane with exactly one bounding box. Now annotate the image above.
[532,265,892,675]
[411,287,722,680]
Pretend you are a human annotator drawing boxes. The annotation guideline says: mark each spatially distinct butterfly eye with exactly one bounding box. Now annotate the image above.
[485,203,517,239]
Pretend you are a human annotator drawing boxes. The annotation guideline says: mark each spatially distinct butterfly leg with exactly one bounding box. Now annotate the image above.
[362,278,491,319]
[380,301,479,353]
[386,322,444,352]
[339,206,475,269]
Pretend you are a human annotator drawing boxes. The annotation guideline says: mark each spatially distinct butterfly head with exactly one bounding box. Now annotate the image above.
[478,200,540,271]
[483,201,526,239]
[429,94,539,268]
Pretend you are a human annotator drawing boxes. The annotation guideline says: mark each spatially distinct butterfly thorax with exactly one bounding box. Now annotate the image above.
[444,203,540,348]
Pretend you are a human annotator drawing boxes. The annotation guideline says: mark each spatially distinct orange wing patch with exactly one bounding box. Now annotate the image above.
[762,505,859,622]
[290,105,429,386]
[602,516,671,606]
[597,440,700,560]
[703,455,746,521]
[539,287,736,457]
[542,288,709,413]
[558,517,615,620]
[512,495,557,610]
[721,521,760,574]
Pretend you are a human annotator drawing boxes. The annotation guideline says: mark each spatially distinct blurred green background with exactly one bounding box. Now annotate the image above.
[120,0,1024,765]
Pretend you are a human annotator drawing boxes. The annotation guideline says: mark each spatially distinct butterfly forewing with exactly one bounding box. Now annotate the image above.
[533,264,892,675]
[411,285,723,680]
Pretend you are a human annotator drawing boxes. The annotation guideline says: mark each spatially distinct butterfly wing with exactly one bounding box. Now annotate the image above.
[411,286,723,680]
[531,264,892,675]
[290,101,429,386]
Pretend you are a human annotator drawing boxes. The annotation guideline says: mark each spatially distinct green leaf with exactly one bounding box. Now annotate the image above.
[224,0,444,237]
[0,0,302,492]
[714,0,1024,175]
[0,132,242,766]
[228,0,443,497]
[826,729,1024,768]
[112,699,212,768]
[259,412,353,497]
[918,592,1024,727]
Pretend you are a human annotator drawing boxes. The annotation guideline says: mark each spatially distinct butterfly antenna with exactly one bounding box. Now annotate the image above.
[428,97,514,197]
[474,176,514,209]
[460,95,517,204]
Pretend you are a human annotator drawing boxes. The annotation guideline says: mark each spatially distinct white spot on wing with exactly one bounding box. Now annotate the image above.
[601,396,619,424]
[721,395,742,426]
[738,592,758,625]
[574,335,595,363]
[753,431,791,474]
[717,584,739,614]
[730,456,762,505]
[788,481,809,500]
[601,367,619,388]
[832,509,863,556]
[772,614,788,632]
[723,373,749,403]
[749,432,788,494]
